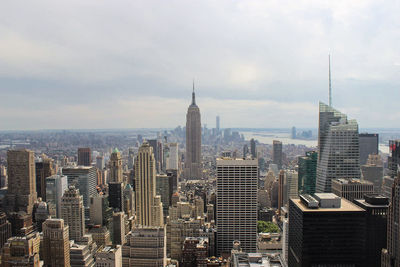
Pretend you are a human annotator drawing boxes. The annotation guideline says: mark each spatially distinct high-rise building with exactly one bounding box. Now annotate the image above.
[62,166,97,209]
[289,193,366,267]
[291,126,296,139]
[112,212,125,245]
[36,155,55,201]
[0,212,11,250]
[61,186,85,242]
[184,88,202,180]
[78,147,92,166]
[148,139,163,173]
[70,241,95,267]
[286,170,298,202]
[46,174,68,218]
[331,178,374,202]
[250,139,256,159]
[109,182,124,212]
[109,148,123,183]
[135,141,164,227]
[128,148,135,170]
[316,102,360,193]
[156,174,173,216]
[95,245,122,267]
[5,149,37,215]
[359,133,379,165]
[272,140,283,170]
[42,218,70,267]
[181,237,208,267]
[383,140,400,198]
[167,143,179,171]
[278,170,285,214]
[216,157,258,255]
[122,227,166,267]
[216,115,220,133]
[298,151,317,195]
[96,155,105,170]
[382,173,400,267]
[0,165,7,188]
[1,232,41,267]
[89,194,113,227]
[361,154,383,193]
[353,194,389,267]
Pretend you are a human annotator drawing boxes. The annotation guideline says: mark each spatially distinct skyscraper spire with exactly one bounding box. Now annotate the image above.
[192,79,196,105]
[329,54,332,107]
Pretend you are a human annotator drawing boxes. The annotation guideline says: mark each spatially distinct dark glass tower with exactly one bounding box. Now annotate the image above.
[298,151,317,195]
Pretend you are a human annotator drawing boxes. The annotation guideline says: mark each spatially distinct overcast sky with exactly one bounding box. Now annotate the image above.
[0,0,399,130]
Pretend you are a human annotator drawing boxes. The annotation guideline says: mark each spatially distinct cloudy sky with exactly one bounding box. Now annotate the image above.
[0,0,399,130]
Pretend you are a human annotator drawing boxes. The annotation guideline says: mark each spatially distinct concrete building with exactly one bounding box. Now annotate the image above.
[42,218,70,267]
[216,158,258,255]
[359,133,379,165]
[156,173,173,216]
[0,212,11,250]
[135,141,164,227]
[95,245,122,267]
[167,143,179,171]
[181,237,208,267]
[286,170,298,202]
[1,232,41,267]
[78,147,92,166]
[122,227,166,267]
[250,139,256,159]
[96,155,105,170]
[70,241,95,267]
[184,88,202,179]
[316,102,360,193]
[331,178,374,202]
[361,154,383,193]
[272,140,283,170]
[61,186,85,242]
[382,140,400,198]
[109,148,123,183]
[89,226,111,248]
[46,174,68,218]
[5,149,37,215]
[231,252,285,267]
[289,193,366,267]
[36,155,55,201]
[112,212,125,245]
[89,194,113,227]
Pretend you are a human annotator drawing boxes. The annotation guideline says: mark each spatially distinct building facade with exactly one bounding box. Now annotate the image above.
[42,218,70,267]
[61,186,85,242]
[298,151,317,195]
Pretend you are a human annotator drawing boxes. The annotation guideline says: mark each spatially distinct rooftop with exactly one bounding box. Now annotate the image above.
[333,178,373,185]
[292,197,365,213]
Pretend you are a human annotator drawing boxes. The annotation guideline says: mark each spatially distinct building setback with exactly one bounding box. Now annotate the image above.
[332,178,374,202]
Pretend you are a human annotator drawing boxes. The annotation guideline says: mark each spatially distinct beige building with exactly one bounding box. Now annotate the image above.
[42,218,70,267]
[184,88,202,179]
[5,149,37,214]
[2,232,41,267]
[95,245,122,267]
[109,148,123,183]
[61,186,85,242]
[134,142,163,227]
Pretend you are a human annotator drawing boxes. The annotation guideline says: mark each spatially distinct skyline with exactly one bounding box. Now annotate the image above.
[1,0,400,130]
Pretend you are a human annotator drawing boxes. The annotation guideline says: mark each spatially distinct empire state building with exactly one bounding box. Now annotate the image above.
[184,86,202,179]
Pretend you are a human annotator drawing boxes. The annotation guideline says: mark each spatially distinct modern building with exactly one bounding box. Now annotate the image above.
[167,143,179,171]
[78,147,92,166]
[109,148,123,183]
[156,174,173,217]
[128,148,135,170]
[46,174,68,218]
[331,178,374,202]
[272,140,283,169]
[62,166,97,209]
[184,88,202,179]
[286,170,298,203]
[148,139,163,173]
[359,133,379,165]
[108,182,124,212]
[288,193,366,267]
[42,218,70,267]
[61,186,85,242]
[216,115,220,133]
[382,139,400,198]
[1,232,41,267]
[216,157,258,255]
[5,149,37,215]
[135,141,164,227]
[353,194,389,267]
[89,194,113,227]
[382,173,400,267]
[316,102,360,193]
[298,151,317,195]
[95,245,122,267]
[96,155,105,170]
[250,139,256,159]
[122,226,166,267]
[278,170,285,213]
[36,155,55,201]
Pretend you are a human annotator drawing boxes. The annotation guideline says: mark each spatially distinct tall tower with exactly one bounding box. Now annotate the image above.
[109,148,123,183]
[61,186,85,242]
[272,140,283,169]
[316,102,360,193]
[42,218,70,267]
[78,147,91,166]
[5,149,37,214]
[185,85,202,179]
[216,115,220,132]
[36,154,55,201]
[135,141,163,227]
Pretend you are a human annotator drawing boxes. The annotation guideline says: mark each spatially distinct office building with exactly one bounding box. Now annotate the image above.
[216,115,220,132]
[316,102,360,193]
[272,140,283,169]
[135,141,164,227]
[61,186,85,242]
[36,155,55,201]
[122,227,166,267]
[0,165,7,188]
[42,218,70,267]
[1,232,41,267]
[216,158,258,255]
[148,139,163,173]
[89,194,113,227]
[128,148,135,170]
[353,194,389,267]
[278,170,285,213]
[96,155,105,170]
[181,237,208,267]
[168,143,179,171]
[109,182,124,212]
[5,149,37,215]
[231,252,285,267]
[109,148,123,183]
[359,133,379,165]
[0,212,11,250]
[250,139,256,159]
[184,87,202,179]
[286,170,298,202]
[62,166,97,208]
[156,173,174,216]
[288,193,366,267]
[70,241,95,267]
[383,140,400,198]
[332,178,374,202]
[112,212,126,245]
[361,154,384,193]
[298,151,317,195]
[95,245,122,267]
[382,173,400,267]
[78,147,92,166]
[46,174,68,218]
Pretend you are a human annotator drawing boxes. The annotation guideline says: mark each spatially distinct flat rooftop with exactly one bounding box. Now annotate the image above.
[292,198,365,213]
[333,178,373,185]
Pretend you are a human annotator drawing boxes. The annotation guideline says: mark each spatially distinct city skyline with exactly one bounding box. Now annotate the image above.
[1,1,400,130]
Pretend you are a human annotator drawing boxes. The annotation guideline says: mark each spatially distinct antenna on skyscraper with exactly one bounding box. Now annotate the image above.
[329,54,332,107]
